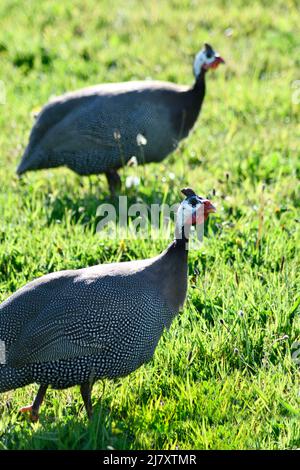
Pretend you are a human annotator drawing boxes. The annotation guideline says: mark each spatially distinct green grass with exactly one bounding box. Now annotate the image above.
[0,0,299,450]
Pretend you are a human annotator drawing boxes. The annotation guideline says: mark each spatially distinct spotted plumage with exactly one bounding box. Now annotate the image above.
[0,188,216,419]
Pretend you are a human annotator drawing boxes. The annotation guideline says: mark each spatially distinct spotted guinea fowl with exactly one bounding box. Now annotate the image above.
[0,188,216,421]
[17,44,224,194]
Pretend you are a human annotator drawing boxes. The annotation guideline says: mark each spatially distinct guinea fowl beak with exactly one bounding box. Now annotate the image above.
[192,199,216,225]
[204,200,217,214]
[210,56,225,69]
[216,55,225,64]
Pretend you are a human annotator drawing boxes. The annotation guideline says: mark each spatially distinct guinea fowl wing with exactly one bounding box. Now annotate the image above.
[19,82,186,174]
[29,95,96,151]
[41,90,176,164]
[7,298,111,367]
[6,268,166,368]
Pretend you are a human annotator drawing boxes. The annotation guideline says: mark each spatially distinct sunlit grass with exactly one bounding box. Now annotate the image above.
[0,0,299,450]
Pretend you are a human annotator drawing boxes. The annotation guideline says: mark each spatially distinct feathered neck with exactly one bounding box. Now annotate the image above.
[155,225,189,327]
[193,69,206,93]
[179,70,206,137]
[174,224,191,249]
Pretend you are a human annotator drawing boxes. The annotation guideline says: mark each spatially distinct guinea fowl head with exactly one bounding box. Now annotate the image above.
[193,43,225,78]
[175,188,216,240]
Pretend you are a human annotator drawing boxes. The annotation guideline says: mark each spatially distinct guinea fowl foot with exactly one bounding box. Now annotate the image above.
[80,382,94,420]
[105,170,121,197]
[19,384,48,422]
[19,405,39,422]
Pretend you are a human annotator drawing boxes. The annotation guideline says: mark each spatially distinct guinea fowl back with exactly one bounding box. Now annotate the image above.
[0,269,78,350]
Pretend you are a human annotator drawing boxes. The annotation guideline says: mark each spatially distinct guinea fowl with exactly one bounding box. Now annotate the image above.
[0,189,215,420]
[17,44,224,194]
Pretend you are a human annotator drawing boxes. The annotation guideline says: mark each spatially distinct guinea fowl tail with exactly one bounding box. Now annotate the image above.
[0,364,32,393]
[16,147,36,176]
[16,140,48,176]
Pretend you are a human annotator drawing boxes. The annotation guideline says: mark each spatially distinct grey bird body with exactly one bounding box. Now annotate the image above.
[0,188,215,419]
[17,80,204,178]
[0,245,187,392]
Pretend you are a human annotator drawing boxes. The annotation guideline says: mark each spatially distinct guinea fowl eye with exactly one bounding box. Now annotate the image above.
[189,197,198,207]
[206,51,213,59]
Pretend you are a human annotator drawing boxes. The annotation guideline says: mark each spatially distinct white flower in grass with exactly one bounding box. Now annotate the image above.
[225,27,234,37]
[125,175,140,188]
[168,172,175,180]
[113,129,121,141]
[127,156,138,167]
[136,133,147,146]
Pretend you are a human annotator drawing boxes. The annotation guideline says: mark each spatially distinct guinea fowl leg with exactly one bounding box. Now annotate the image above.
[19,384,48,422]
[80,382,93,420]
[105,169,121,197]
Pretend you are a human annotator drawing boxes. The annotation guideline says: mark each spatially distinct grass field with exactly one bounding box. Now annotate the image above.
[0,0,299,450]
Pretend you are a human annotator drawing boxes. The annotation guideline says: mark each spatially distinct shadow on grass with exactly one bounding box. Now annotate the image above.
[2,395,133,450]
[45,184,177,229]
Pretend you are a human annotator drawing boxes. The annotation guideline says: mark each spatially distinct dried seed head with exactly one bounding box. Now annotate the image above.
[127,156,138,167]
[136,133,147,146]
[113,130,121,141]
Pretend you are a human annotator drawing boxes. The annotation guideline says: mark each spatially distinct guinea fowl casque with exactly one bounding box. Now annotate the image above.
[17,44,224,194]
[0,189,215,421]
